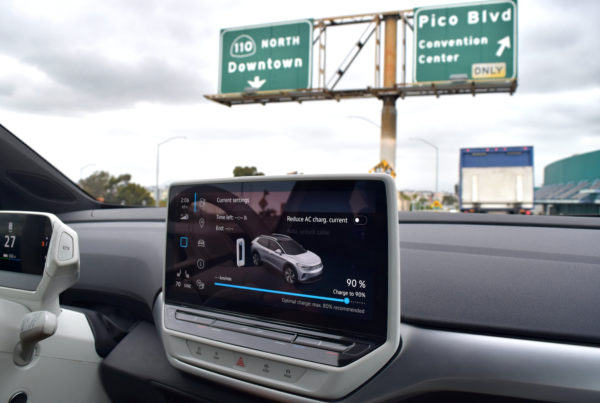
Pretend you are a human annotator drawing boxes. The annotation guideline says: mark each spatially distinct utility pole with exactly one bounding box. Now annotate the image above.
[410,137,439,193]
[155,136,186,207]
[79,164,95,181]
[380,16,398,170]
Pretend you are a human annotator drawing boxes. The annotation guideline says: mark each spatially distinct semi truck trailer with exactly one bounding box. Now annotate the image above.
[460,146,534,213]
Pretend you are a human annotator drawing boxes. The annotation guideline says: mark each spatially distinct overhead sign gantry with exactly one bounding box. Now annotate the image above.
[206,1,518,171]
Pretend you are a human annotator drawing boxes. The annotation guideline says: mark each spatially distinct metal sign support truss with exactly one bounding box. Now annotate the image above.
[206,10,516,107]
[205,10,518,170]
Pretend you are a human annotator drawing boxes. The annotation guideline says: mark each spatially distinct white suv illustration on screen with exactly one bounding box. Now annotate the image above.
[250,234,323,284]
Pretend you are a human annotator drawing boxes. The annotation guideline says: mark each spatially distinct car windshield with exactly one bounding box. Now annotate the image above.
[0,1,598,215]
[279,239,307,256]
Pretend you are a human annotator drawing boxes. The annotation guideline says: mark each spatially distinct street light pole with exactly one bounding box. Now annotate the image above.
[155,136,186,207]
[79,164,96,181]
[410,137,439,194]
[348,115,381,129]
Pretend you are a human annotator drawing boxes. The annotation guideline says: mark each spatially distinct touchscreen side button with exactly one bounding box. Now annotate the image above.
[58,232,74,261]
[208,347,232,366]
[187,341,206,359]
[319,341,349,353]
[295,336,348,352]
[294,336,322,348]
[176,312,214,326]
[251,328,295,343]
[247,359,306,383]
[211,320,296,342]
[187,341,232,367]
[213,320,244,332]
[278,364,307,383]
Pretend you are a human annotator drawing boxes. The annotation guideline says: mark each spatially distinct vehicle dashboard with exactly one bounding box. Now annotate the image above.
[55,208,600,403]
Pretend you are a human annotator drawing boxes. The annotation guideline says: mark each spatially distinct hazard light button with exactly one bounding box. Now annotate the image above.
[233,355,250,372]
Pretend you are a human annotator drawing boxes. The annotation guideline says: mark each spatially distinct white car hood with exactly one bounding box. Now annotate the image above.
[288,250,321,266]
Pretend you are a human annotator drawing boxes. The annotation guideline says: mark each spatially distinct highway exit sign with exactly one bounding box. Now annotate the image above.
[413,0,517,83]
[219,20,313,94]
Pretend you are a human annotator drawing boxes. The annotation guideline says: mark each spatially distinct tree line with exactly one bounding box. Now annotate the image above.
[79,166,264,206]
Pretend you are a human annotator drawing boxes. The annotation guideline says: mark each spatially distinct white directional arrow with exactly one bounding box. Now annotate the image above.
[247,76,266,89]
[496,36,511,57]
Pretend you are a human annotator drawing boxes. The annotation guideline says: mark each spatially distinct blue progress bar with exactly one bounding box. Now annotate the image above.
[214,282,350,305]
[194,192,197,212]
[0,257,21,261]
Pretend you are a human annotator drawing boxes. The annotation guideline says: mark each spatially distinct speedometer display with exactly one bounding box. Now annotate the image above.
[0,213,52,290]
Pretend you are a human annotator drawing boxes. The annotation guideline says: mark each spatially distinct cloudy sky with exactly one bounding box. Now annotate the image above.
[0,0,598,192]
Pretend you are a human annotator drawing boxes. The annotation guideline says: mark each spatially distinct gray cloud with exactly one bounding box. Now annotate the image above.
[0,1,213,114]
[0,82,16,96]
[519,0,600,93]
[0,0,598,192]
[29,50,208,107]
[1,0,598,114]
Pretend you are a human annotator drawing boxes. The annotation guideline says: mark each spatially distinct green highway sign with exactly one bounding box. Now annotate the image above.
[413,0,517,83]
[219,20,313,94]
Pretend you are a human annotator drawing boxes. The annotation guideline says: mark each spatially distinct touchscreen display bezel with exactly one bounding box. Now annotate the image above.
[164,176,394,341]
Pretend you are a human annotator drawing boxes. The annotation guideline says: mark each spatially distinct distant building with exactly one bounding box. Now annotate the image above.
[145,185,169,203]
[535,150,600,215]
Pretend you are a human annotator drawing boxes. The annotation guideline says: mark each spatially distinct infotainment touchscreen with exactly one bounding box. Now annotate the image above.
[0,213,52,290]
[165,179,389,340]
